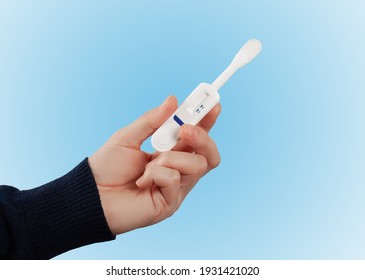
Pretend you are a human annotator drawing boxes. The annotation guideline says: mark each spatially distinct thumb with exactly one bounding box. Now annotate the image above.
[110,96,177,149]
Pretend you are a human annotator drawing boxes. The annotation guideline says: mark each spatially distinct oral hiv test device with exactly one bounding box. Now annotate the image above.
[151,39,262,152]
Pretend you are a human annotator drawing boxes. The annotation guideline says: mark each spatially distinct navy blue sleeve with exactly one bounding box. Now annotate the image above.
[0,158,115,259]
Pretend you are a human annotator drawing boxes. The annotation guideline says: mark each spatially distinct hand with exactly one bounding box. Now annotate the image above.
[89,96,221,235]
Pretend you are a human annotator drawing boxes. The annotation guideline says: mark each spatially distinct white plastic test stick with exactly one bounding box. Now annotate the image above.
[151,39,262,152]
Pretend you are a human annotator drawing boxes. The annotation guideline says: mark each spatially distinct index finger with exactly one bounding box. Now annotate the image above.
[197,103,222,132]
[179,124,221,170]
[172,103,221,152]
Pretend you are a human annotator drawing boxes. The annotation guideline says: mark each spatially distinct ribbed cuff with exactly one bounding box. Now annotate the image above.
[21,158,115,259]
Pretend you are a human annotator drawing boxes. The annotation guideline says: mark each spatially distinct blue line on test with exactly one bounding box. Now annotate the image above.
[173,115,184,126]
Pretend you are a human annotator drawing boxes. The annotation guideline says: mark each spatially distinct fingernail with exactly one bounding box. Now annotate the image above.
[159,96,171,111]
[136,176,143,185]
[183,125,197,138]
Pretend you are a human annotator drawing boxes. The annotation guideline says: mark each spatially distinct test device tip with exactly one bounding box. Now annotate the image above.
[234,39,262,67]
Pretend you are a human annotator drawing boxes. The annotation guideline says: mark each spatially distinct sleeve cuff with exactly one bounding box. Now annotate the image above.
[21,158,116,259]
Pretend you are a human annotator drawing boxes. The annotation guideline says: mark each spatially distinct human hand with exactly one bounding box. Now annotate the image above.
[89,96,221,235]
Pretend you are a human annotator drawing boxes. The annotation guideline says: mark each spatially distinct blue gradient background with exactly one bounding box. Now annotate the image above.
[1,1,364,259]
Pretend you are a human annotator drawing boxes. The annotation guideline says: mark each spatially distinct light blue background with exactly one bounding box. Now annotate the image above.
[1,0,364,259]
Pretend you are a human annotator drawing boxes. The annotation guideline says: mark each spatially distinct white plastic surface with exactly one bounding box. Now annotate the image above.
[151,39,262,152]
[152,83,220,152]
[212,39,262,90]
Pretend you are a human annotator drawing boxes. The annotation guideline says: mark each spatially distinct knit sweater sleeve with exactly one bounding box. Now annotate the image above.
[0,158,115,259]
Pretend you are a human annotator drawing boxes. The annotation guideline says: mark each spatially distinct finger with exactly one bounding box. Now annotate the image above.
[136,165,180,209]
[179,124,221,170]
[197,103,222,132]
[172,103,221,152]
[146,151,208,176]
[109,96,178,149]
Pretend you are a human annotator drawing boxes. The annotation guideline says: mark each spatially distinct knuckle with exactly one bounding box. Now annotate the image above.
[209,144,221,168]
[210,154,221,169]
[145,164,159,177]
[156,151,172,167]
[196,155,208,174]
[168,170,181,186]
[166,206,177,219]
